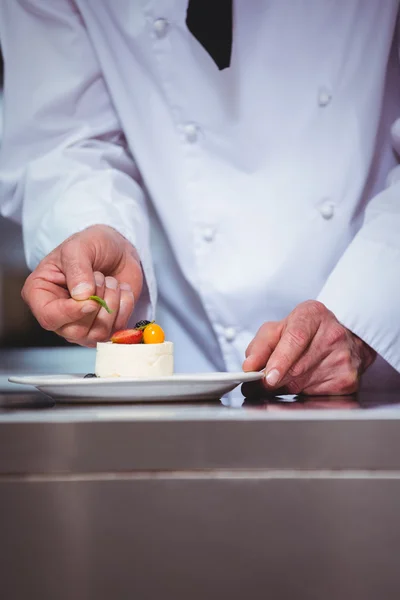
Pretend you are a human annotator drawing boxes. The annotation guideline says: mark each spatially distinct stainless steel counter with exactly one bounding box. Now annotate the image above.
[2,349,400,599]
[2,392,400,474]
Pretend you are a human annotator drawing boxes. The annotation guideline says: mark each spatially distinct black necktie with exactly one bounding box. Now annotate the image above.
[186,0,233,70]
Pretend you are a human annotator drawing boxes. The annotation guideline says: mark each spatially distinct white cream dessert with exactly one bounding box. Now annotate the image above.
[95,341,174,378]
[94,320,174,378]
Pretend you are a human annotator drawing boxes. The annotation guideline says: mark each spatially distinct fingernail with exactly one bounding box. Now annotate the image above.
[81,303,97,314]
[105,277,118,290]
[94,272,104,287]
[71,282,92,299]
[120,282,133,294]
[265,369,280,386]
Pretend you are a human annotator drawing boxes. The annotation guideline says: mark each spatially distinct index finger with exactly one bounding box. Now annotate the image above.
[242,321,282,372]
[264,317,318,387]
[25,281,98,331]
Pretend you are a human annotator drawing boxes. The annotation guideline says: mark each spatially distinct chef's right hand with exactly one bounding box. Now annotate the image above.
[21,225,143,347]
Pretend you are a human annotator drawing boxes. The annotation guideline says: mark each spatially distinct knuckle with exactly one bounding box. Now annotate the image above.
[36,313,54,332]
[335,349,352,366]
[335,371,359,393]
[60,325,80,341]
[61,238,77,258]
[326,324,347,346]
[259,321,274,335]
[287,361,306,379]
[61,238,89,266]
[304,300,327,318]
[286,379,305,395]
[286,326,309,349]
[61,324,90,342]
[87,328,110,344]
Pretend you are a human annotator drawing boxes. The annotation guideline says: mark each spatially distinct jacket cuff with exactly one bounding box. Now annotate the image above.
[318,236,400,373]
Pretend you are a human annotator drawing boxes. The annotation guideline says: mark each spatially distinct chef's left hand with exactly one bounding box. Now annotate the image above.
[243,300,376,395]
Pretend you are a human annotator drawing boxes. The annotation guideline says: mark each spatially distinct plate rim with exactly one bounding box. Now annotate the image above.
[8,371,263,387]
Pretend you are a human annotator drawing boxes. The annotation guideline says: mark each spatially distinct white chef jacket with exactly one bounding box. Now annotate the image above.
[1,0,400,386]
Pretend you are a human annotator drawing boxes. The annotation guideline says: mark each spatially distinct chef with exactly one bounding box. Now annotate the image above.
[0,0,399,394]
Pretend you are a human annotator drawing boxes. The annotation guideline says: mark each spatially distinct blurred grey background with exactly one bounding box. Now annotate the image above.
[0,48,68,348]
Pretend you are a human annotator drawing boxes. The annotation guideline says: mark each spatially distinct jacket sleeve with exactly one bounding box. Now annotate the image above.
[0,0,156,318]
[317,126,400,373]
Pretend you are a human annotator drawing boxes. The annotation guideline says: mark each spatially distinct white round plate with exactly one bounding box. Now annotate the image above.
[8,372,263,403]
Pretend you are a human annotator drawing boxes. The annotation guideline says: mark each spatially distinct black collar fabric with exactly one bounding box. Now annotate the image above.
[186,0,233,70]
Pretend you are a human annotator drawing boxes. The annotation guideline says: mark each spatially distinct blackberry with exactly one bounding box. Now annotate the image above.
[134,319,154,331]
[84,373,97,378]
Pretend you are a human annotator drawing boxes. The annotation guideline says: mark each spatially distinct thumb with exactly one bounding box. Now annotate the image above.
[60,238,96,300]
[242,321,283,372]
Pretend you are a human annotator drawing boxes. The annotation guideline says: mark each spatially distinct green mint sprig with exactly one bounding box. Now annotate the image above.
[88,295,113,314]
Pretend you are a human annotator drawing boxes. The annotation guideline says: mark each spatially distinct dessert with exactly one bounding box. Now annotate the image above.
[95,321,174,378]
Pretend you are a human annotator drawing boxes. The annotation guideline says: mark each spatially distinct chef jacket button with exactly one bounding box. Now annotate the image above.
[318,86,332,107]
[153,18,169,38]
[202,227,214,242]
[183,122,199,143]
[224,327,236,343]
[320,200,335,220]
